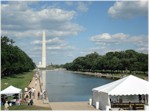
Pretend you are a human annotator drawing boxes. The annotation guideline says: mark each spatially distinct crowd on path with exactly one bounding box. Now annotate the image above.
[1,71,50,110]
[24,72,47,104]
[27,71,50,108]
[23,87,35,106]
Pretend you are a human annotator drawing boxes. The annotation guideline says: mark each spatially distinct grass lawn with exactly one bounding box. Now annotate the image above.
[1,71,34,90]
[1,71,52,110]
[1,103,51,110]
[112,73,148,80]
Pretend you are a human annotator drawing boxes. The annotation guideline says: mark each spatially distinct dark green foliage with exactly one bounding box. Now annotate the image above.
[1,36,35,76]
[63,50,148,74]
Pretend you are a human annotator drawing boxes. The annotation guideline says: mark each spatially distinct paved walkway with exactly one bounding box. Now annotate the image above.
[28,77,50,108]
[50,101,97,110]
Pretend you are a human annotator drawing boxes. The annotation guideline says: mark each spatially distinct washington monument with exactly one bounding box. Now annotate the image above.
[38,31,46,68]
[42,31,46,68]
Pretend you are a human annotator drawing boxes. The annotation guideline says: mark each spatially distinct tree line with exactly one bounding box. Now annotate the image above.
[1,36,35,76]
[63,50,148,75]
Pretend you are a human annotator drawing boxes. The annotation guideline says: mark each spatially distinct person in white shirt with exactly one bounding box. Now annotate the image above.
[4,101,9,110]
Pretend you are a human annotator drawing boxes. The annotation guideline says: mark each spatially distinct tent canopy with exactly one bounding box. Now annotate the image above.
[0,85,22,95]
[92,75,149,96]
[92,75,149,110]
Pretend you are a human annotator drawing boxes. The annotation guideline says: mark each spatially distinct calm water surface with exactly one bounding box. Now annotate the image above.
[45,70,114,102]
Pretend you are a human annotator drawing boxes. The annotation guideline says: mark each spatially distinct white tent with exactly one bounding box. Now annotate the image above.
[0,85,22,99]
[92,75,149,110]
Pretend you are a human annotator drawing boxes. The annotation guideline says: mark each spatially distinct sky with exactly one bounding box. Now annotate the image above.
[1,0,148,65]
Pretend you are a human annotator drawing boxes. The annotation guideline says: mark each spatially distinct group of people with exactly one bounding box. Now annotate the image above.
[23,71,47,105]
[1,71,48,110]
[1,97,9,110]
[1,94,21,110]
[24,87,35,105]
[129,102,137,110]
[138,95,147,103]
[34,72,39,87]
[23,72,39,105]
[34,71,47,100]
[37,90,47,100]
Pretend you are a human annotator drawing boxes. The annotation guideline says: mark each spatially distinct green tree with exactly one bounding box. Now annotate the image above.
[1,36,35,76]
[63,50,148,75]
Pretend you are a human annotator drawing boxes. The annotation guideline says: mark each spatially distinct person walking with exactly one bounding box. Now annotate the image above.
[30,99,34,105]
[27,99,31,106]
[37,91,40,99]
[138,95,142,103]
[40,91,43,99]
[4,101,9,110]
[29,89,32,99]
[132,103,136,110]
[31,87,36,98]
[128,102,132,110]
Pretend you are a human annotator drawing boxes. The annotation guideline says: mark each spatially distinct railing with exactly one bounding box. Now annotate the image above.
[111,102,145,110]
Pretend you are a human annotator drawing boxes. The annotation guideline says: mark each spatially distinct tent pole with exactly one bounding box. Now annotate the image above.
[19,92,20,99]
[21,92,22,99]
[146,95,148,104]
[108,95,111,108]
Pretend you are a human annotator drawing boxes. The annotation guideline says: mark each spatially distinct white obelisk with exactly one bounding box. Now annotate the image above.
[42,31,46,68]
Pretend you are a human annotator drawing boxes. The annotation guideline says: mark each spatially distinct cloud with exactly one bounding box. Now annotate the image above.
[31,37,76,51]
[31,36,76,51]
[31,40,42,44]
[46,37,64,44]
[91,33,111,40]
[90,33,148,54]
[130,35,148,53]
[80,46,122,56]
[108,1,148,19]
[47,43,76,51]
[77,2,89,12]
[31,37,64,45]
[137,46,148,53]
[1,1,84,64]
[2,3,76,24]
[65,1,92,13]
[1,1,84,39]
[91,33,129,43]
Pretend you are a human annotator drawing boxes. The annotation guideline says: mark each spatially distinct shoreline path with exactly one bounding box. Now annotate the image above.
[28,77,50,108]
[28,72,97,110]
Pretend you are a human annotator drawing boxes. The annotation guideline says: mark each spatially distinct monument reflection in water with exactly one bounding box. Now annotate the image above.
[45,70,114,102]
[41,70,46,90]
